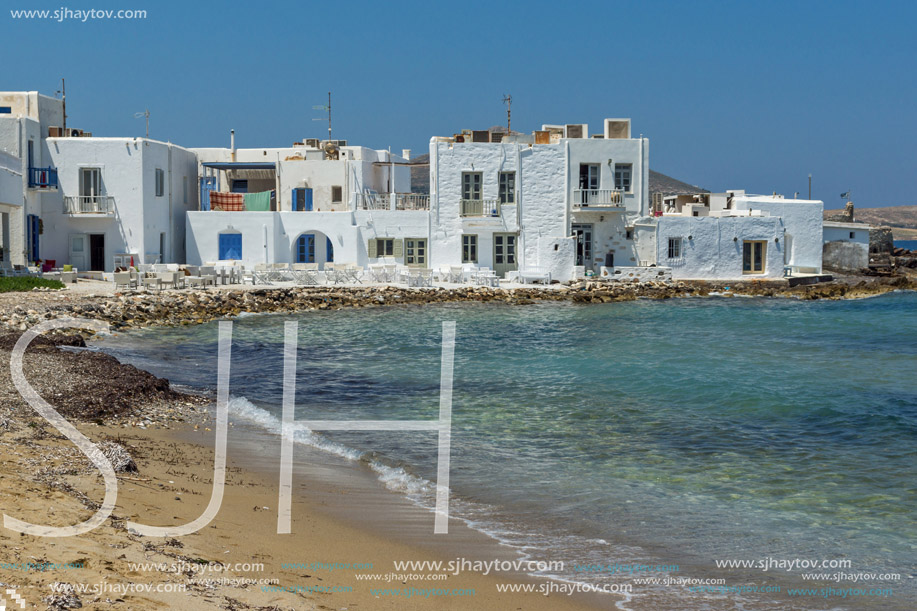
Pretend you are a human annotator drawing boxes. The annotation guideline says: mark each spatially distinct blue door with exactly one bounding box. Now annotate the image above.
[326,236,334,262]
[28,215,40,263]
[218,233,242,260]
[296,234,315,263]
[292,188,313,211]
[200,176,216,211]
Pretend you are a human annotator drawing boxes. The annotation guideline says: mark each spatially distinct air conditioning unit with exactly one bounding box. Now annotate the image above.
[489,131,504,143]
[304,138,320,148]
[564,124,587,139]
[604,119,631,139]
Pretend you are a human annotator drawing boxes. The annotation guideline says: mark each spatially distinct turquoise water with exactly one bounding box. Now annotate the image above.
[98,293,917,609]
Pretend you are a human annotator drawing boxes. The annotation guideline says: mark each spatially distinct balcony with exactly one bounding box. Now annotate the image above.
[573,189,625,210]
[359,192,430,211]
[64,195,115,215]
[28,166,58,189]
[461,198,501,217]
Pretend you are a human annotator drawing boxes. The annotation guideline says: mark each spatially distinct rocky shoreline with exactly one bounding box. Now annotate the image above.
[1,275,915,333]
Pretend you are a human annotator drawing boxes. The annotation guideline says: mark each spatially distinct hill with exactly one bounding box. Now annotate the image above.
[409,154,708,198]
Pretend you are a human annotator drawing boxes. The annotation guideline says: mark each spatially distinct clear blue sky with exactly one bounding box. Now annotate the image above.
[5,0,915,208]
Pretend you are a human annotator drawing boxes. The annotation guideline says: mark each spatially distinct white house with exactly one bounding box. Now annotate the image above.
[428,119,649,281]
[43,137,199,271]
[185,138,417,268]
[652,191,825,280]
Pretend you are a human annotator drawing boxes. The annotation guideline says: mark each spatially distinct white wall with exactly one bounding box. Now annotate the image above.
[732,196,823,272]
[44,138,198,271]
[656,215,784,280]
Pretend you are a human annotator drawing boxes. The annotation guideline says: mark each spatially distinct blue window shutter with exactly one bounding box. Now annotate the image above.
[219,233,242,260]
[326,236,333,262]
[304,188,313,211]
[292,189,300,211]
[29,215,40,262]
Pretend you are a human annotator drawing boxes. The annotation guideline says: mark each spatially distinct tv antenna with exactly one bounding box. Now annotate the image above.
[134,109,150,138]
[502,94,512,132]
[55,78,67,130]
[313,91,331,139]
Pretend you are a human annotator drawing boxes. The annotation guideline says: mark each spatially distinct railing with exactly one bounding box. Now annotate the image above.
[63,195,115,215]
[573,189,624,208]
[461,198,501,217]
[359,193,430,210]
[28,166,58,188]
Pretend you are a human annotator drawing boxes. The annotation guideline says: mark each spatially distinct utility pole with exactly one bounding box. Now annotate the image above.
[503,94,512,132]
[808,174,812,200]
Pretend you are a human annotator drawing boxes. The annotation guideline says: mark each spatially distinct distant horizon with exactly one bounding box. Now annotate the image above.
[4,0,914,210]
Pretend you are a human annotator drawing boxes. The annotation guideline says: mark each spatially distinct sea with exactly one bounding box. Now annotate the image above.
[894,240,917,251]
[97,292,917,610]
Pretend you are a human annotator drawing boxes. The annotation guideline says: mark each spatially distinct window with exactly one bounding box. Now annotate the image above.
[614,163,632,192]
[462,234,478,263]
[499,172,515,204]
[743,240,766,274]
[849,231,855,239]
[80,167,102,200]
[292,188,312,211]
[0,106,11,114]
[296,234,315,263]
[370,238,401,258]
[462,172,482,200]
[625,229,633,240]
[331,186,343,203]
[405,238,427,266]
[579,164,599,190]
[155,168,164,197]
[218,233,242,260]
[667,237,683,259]
[231,179,248,193]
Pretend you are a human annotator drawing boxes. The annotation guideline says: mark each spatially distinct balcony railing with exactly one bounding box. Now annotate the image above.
[573,189,625,208]
[28,166,58,189]
[461,198,500,217]
[359,192,430,211]
[64,195,115,215]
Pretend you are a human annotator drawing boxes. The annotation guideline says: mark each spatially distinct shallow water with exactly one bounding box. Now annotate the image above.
[98,293,917,609]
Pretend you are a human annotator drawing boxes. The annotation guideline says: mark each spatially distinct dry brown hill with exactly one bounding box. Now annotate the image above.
[824,205,917,239]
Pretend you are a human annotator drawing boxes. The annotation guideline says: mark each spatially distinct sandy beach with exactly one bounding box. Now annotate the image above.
[0,330,612,610]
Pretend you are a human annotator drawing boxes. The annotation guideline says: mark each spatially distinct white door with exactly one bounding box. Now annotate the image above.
[69,234,87,270]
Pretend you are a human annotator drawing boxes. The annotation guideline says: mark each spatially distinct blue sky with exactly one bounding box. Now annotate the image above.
[5,0,915,208]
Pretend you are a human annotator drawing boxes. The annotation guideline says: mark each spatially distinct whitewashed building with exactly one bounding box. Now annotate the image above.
[822,221,870,272]
[428,120,649,281]
[185,138,417,267]
[0,91,199,272]
[651,191,825,280]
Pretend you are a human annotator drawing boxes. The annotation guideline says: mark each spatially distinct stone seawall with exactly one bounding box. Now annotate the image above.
[1,277,915,333]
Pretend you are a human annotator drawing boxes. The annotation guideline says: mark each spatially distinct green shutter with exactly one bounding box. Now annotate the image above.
[368,238,377,258]
[393,239,403,258]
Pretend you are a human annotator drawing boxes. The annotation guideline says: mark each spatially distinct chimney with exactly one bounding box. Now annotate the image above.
[230,129,236,162]
[402,149,411,160]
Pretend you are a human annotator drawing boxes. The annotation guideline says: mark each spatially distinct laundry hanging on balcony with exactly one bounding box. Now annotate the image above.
[243,190,272,211]
[209,191,245,211]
